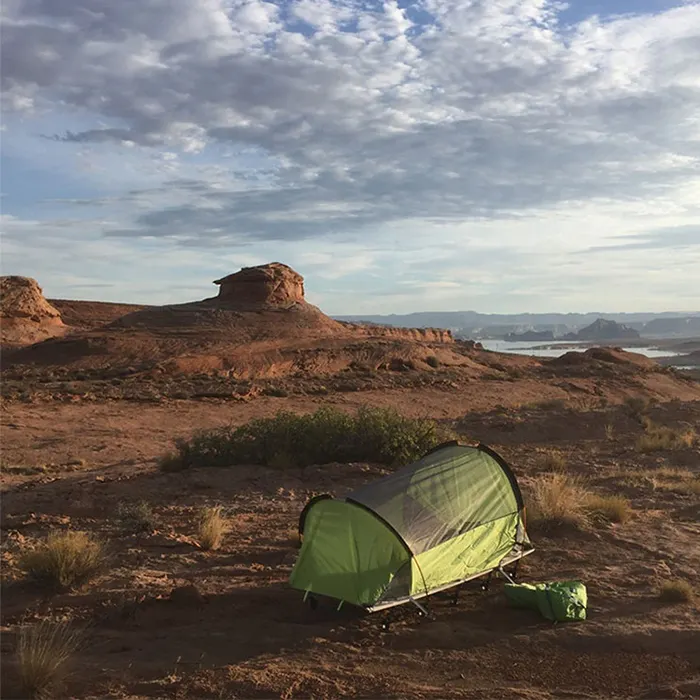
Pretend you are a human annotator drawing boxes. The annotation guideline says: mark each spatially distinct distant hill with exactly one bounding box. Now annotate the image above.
[335,311,700,339]
[563,319,640,341]
[505,330,555,342]
[642,316,700,337]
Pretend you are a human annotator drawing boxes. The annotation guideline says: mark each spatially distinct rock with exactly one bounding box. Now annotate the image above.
[0,276,66,347]
[213,262,305,307]
[168,583,207,606]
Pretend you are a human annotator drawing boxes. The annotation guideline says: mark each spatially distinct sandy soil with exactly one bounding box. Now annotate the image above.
[1,388,699,699]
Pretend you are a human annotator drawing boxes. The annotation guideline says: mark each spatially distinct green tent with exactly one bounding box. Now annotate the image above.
[289,441,533,612]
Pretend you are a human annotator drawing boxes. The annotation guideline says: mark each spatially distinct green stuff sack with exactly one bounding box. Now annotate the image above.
[503,582,539,608]
[505,580,587,622]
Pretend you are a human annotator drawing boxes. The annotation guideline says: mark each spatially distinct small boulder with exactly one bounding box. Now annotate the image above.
[168,583,207,606]
[0,276,66,347]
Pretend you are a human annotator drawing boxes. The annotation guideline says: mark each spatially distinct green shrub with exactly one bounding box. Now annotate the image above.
[425,355,440,368]
[116,500,156,534]
[624,396,649,419]
[162,405,451,470]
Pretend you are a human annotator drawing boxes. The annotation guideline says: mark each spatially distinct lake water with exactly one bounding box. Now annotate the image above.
[478,339,680,359]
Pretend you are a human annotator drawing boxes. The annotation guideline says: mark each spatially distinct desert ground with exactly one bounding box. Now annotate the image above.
[1,268,699,699]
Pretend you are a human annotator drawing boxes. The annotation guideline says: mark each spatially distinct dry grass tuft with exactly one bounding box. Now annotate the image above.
[196,506,227,551]
[17,618,83,698]
[584,494,632,524]
[19,531,104,590]
[604,423,615,441]
[658,579,695,604]
[680,479,700,495]
[636,422,696,453]
[653,466,695,480]
[539,449,567,472]
[528,474,587,530]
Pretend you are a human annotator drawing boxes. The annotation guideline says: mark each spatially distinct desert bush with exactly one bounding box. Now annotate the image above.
[20,531,104,590]
[162,405,451,470]
[532,399,568,411]
[636,422,696,452]
[539,449,567,472]
[115,500,156,534]
[624,396,649,419]
[425,355,440,368]
[584,494,632,524]
[528,474,587,530]
[658,579,695,604]
[18,618,83,698]
[263,386,290,398]
[159,452,186,472]
[196,506,227,551]
[604,423,615,441]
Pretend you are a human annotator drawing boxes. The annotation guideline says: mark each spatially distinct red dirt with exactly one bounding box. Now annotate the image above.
[50,299,148,331]
[1,398,699,699]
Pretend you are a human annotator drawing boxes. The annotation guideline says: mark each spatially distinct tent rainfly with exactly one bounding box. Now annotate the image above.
[289,441,534,612]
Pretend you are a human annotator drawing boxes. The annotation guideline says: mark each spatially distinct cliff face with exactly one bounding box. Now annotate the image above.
[340,322,454,343]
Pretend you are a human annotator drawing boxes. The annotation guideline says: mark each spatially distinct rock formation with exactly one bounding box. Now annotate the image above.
[0,276,66,347]
[213,263,305,307]
[4,263,460,375]
[563,318,640,341]
[341,322,454,344]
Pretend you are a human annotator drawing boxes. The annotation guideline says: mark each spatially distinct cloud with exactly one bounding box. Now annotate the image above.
[3,0,700,245]
[584,224,700,252]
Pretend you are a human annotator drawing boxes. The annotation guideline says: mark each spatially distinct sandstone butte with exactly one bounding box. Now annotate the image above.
[1,263,455,375]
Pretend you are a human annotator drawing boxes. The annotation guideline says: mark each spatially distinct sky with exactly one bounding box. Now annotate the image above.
[1,0,699,315]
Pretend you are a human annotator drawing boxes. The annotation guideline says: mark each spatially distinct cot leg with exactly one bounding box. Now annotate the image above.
[498,565,516,584]
[409,596,429,617]
[511,558,521,581]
